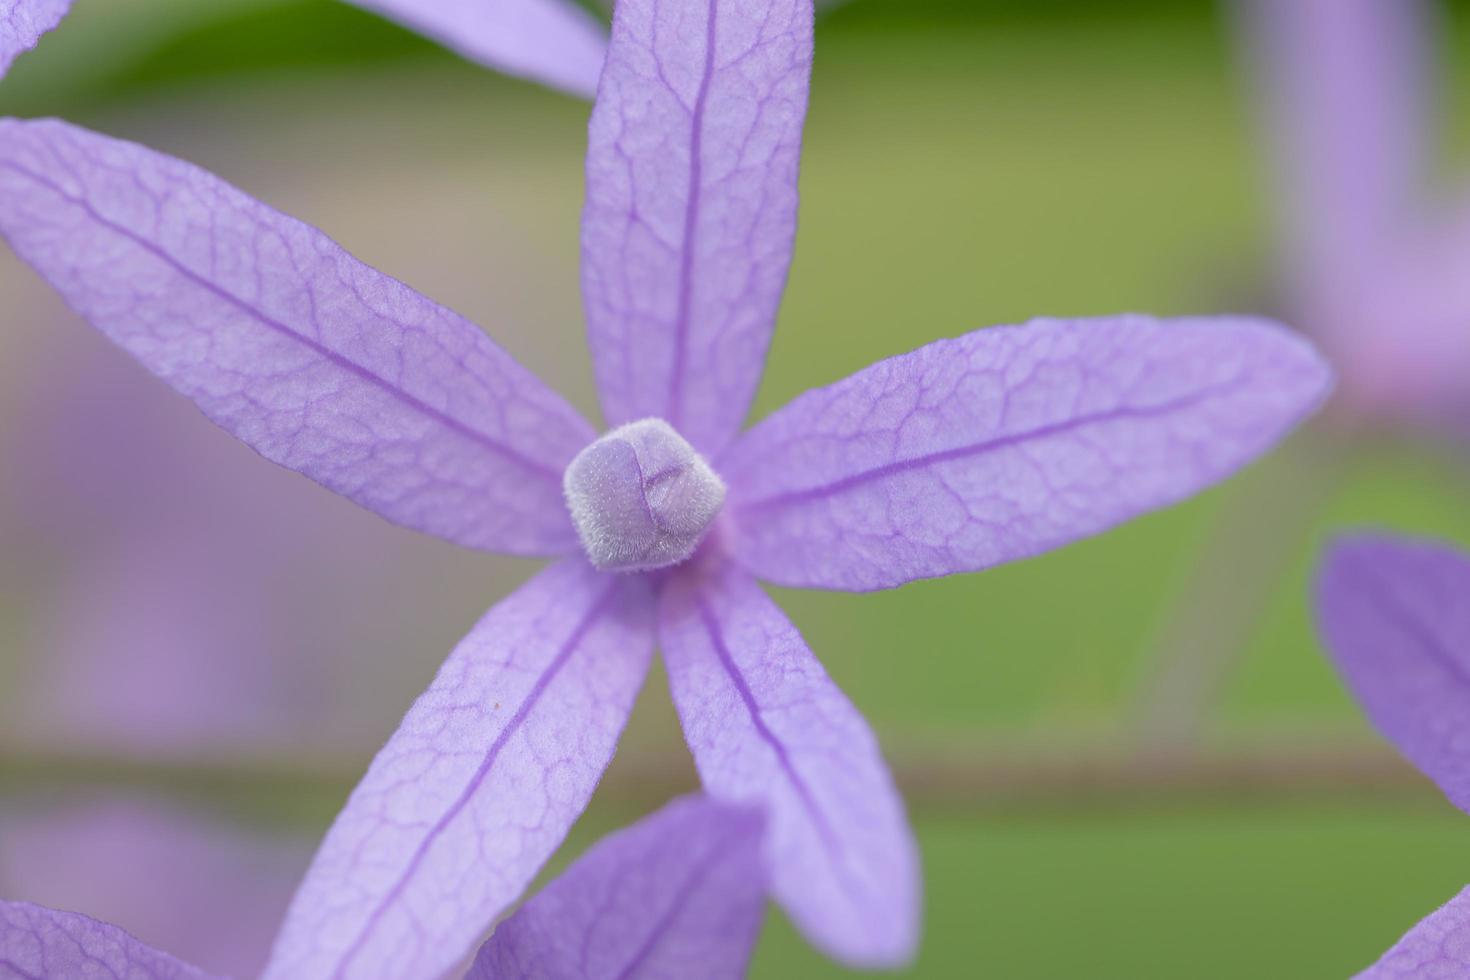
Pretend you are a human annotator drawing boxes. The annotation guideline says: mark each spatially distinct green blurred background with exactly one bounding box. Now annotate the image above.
[3,1,1470,976]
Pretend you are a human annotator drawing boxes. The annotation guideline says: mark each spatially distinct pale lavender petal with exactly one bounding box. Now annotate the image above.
[469,795,765,979]
[581,0,813,454]
[265,559,654,980]
[1315,535,1470,814]
[659,557,919,967]
[1358,886,1470,979]
[0,900,215,980]
[1238,0,1431,292]
[0,0,67,77]
[342,0,607,98]
[0,118,594,557]
[722,314,1331,591]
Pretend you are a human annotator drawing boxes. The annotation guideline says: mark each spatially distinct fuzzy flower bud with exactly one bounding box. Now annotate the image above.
[563,418,725,572]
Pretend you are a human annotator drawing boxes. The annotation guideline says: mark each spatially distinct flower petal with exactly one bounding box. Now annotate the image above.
[1238,0,1430,289]
[341,0,608,99]
[1315,534,1470,815]
[1357,885,1470,979]
[0,0,67,77]
[468,795,766,979]
[264,560,654,980]
[722,314,1331,591]
[0,118,593,557]
[581,0,813,454]
[659,557,919,967]
[0,900,215,979]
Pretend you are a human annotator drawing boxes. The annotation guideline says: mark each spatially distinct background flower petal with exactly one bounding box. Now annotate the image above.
[0,0,67,78]
[1238,0,1431,294]
[264,560,654,980]
[0,798,311,979]
[469,794,766,980]
[722,314,1331,591]
[341,0,607,99]
[1357,885,1470,979]
[0,900,215,980]
[581,0,813,454]
[1315,535,1470,815]
[659,558,919,968]
[0,118,593,557]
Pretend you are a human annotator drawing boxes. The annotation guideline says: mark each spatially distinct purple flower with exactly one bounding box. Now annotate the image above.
[0,0,1330,974]
[1316,535,1470,976]
[1240,0,1470,427]
[0,795,771,980]
[0,322,493,760]
[0,0,67,78]
[0,798,311,978]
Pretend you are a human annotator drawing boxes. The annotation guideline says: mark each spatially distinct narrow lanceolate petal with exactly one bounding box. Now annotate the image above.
[0,900,216,980]
[581,0,813,455]
[1316,535,1470,815]
[469,795,766,980]
[659,558,919,967]
[264,560,654,980]
[341,0,608,99]
[0,119,594,557]
[0,0,67,77]
[723,314,1331,591]
[1238,0,1431,287]
[1357,886,1470,979]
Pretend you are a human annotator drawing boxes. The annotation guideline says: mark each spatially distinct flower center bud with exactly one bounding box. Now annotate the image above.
[563,418,726,573]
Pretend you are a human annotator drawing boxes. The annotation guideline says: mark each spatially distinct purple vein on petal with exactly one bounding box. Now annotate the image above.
[721,314,1330,590]
[733,378,1244,512]
[329,581,619,979]
[1348,563,1470,691]
[469,794,765,979]
[582,0,813,453]
[692,595,844,864]
[666,0,721,430]
[609,823,745,980]
[660,562,918,965]
[0,160,562,484]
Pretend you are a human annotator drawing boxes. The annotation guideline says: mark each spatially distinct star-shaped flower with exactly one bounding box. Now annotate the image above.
[1316,535,1470,977]
[0,0,1331,975]
[0,794,774,980]
[1240,0,1470,430]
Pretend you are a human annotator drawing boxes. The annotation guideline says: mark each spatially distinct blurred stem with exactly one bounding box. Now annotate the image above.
[1129,428,1354,749]
[0,739,1433,817]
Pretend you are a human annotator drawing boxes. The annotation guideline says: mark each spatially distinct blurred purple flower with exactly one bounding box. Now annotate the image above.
[0,797,311,978]
[1,327,449,759]
[0,0,66,77]
[0,0,1331,974]
[1241,0,1470,428]
[341,0,609,98]
[1316,535,1470,976]
[0,336,434,972]
[0,795,768,980]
